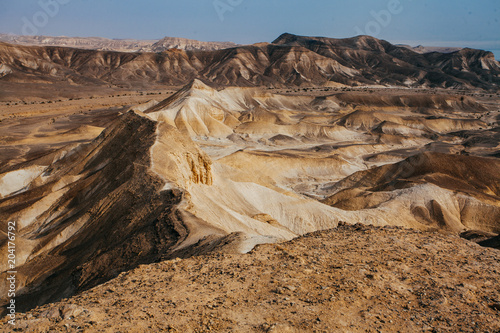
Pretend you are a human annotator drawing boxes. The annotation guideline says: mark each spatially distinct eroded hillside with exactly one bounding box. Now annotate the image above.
[1,33,499,89]
[0,80,499,317]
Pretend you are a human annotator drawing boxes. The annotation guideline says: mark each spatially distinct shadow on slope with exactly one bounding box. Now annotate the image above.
[0,111,221,314]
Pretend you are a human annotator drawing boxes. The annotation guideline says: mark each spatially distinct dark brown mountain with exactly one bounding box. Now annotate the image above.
[273,33,500,90]
[0,33,499,90]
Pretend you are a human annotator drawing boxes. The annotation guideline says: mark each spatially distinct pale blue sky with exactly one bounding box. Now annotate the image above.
[1,0,499,56]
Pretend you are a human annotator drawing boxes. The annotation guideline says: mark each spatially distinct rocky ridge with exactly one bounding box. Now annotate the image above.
[0,33,499,89]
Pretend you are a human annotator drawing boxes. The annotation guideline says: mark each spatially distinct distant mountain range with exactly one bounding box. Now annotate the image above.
[0,33,469,55]
[0,33,499,90]
[0,34,238,52]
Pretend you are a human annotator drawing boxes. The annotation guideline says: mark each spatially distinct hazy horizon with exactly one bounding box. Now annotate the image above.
[1,31,499,61]
[0,0,499,58]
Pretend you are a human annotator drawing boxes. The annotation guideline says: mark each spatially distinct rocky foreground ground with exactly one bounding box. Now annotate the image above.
[2,224,499,333]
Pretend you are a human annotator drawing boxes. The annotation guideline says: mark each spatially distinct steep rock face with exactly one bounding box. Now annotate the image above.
[151,120,214,187]
[1,33,499,89]
[0,111,214,314]
[0,105,348,315]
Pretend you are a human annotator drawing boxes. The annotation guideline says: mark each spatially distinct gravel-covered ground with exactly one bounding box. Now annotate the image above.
[2,224,499,333]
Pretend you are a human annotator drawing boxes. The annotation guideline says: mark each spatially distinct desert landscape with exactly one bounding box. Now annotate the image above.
[0,31,499,332]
